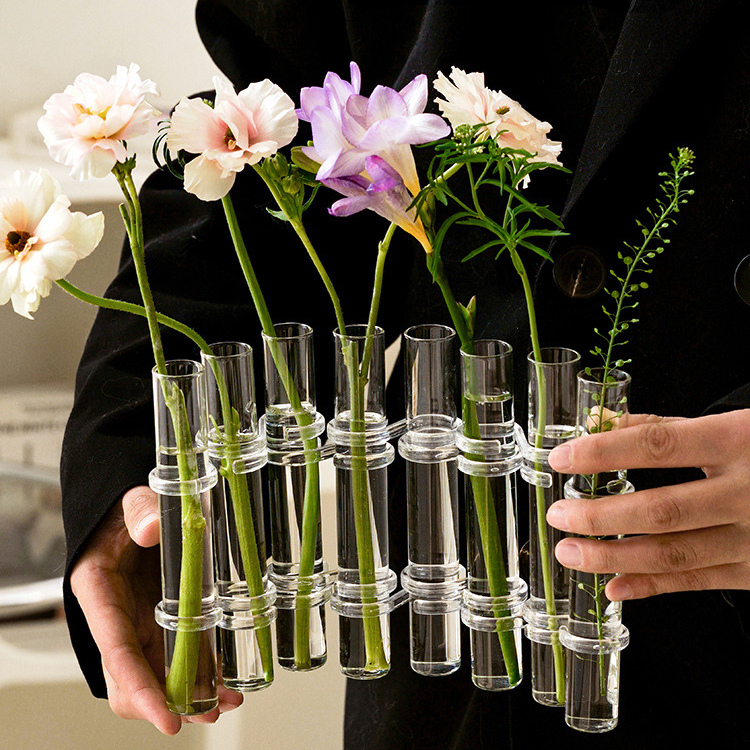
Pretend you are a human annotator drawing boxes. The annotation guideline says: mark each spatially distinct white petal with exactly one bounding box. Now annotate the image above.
[183,155,235,201]
[30,239,78,281]
[70,147,119,180]
[11,289,38,319]
[168,98,226,155]
[34,196,73,243]
[63,211,105,259]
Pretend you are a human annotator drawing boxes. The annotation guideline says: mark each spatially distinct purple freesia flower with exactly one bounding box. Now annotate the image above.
[298,62,449,251]
[322,156,430,251]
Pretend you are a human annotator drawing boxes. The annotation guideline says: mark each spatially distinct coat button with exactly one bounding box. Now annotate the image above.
[734,255,750,305]
[552,246,606,299]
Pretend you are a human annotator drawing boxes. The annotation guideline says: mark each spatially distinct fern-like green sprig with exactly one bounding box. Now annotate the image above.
[592,147,696,381]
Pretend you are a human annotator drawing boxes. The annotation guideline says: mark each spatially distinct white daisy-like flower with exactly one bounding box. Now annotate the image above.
[0,170,104,318]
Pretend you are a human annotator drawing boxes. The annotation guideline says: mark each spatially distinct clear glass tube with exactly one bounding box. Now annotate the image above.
[202,342,274,692]
[263,323,327,672]
[459,341,523,691]
[331,325,393,679]
[399,324,461,676]
[562,367,632,732]
[524,347,580,707]
[151,360,218,715]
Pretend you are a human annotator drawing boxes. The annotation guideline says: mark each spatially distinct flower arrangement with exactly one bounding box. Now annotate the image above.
[0,56,694,731]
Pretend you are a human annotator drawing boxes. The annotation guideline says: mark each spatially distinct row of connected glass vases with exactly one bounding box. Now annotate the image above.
[148,327,632,731]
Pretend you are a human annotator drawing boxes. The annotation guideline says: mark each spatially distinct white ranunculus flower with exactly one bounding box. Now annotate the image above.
[38,64,160,180]
[167,76,299,201]
[434,67,563,175]
[0,170,104,318]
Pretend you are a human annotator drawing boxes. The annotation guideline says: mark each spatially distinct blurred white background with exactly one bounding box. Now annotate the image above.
[0,2,347,748]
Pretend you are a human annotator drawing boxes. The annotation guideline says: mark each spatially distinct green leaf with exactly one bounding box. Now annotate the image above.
[462,239,505,263]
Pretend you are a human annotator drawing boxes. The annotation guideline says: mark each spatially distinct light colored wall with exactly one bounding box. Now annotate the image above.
[0,0,222,137]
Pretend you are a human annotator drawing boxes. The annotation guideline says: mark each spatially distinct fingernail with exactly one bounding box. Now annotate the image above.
[555,541,582,567]
[546,503,568,530]
[549,444,572,471]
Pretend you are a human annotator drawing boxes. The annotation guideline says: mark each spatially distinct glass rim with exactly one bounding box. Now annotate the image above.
[333,323,384,340]
[577,366,632,385]
[403,323,456,343]
[202,341,252,360]
[460,338,512,359]
[152,359,203,378]
[261,321,313,342]
[527,346,581,366]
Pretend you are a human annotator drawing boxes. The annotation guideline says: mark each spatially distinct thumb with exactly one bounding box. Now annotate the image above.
[122,486,160,548]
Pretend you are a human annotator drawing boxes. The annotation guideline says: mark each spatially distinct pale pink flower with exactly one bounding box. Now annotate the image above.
[38,64,160,181]
[433,68,563,177]
[0,170,104,318]
[167,77,298,201]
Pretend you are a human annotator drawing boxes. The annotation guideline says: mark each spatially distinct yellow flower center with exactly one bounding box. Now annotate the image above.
[5,230,34,257]
[223,127,238,150]
[74,103,111,120]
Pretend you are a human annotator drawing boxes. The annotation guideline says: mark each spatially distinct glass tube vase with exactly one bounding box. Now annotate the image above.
[398,324,462,677]
[458,341,525,691]
[263,323,328,672]
[560,367,632,733]
[329,325,395,679]
[202,342,275,692]
[522,347,580,707]
[149,360,220,715]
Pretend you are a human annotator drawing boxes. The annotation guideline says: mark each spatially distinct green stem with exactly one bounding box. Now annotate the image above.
[337,222,396,672]
[222,194,320,669]
[430,259,520,684]
[113,162,205,711]
[57,278,275,681]
[510,247,566,703]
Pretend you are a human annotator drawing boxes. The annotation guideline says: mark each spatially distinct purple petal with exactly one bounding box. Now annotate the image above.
[298,86,327,120]
[357,117,411,151]
[400,113,451,144]
[322,147,369,180]
[366,86,408,125]
[399,75,428,116]
[322,174,370,195]
[329,195,371,217]
[323,71,356,109]
[309,108,348,161]
[349,61,361,94]
[345,95,369,125]
[365,155,402,192]
[341,104,368,146]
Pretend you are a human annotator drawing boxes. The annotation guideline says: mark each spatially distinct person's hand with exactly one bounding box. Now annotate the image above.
[545,409,750,601]
[69,486,243,734]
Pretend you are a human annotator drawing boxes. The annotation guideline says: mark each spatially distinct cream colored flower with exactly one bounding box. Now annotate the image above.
[167,77,298,201]
[0,170,104,318]
[433,68,562,170]
[586,405,621,433]
[38,64,160,180]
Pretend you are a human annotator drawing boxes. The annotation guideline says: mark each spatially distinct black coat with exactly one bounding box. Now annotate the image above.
[62,1,750,747]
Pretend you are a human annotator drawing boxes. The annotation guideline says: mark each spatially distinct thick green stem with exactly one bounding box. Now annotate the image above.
[430,259,520,684]
[112,163,206,710]
[222,194,320,669]
[336,222,396,672]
